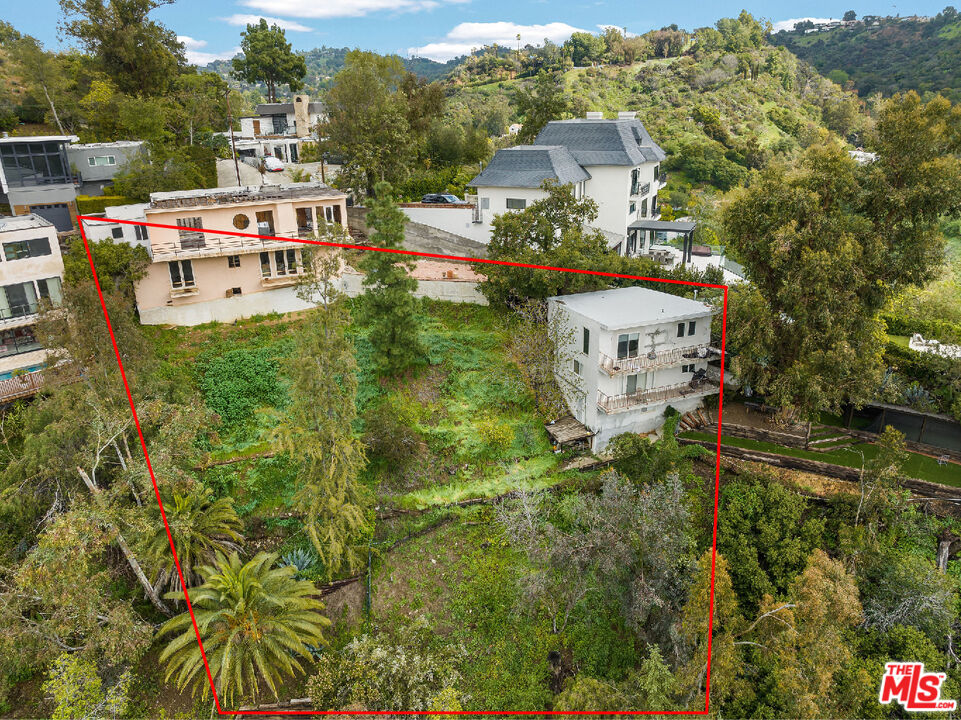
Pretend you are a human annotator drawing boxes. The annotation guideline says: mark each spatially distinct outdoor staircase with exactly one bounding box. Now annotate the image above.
[805,424,858,452]
[679,409,714,432]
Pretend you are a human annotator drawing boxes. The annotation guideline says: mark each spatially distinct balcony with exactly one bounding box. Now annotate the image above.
[597,378,719,414]
[658,173,668,185]
[150,230,309,262]
[0,302,40,328]
[0,370,46,404]
[599,344,712,375]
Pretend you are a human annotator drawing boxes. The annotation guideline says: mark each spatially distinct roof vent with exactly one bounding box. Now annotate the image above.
[618,111,637,120]
[585,111,604,120]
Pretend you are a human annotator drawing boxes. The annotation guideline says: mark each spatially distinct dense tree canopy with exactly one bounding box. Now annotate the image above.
[231,18,306,103]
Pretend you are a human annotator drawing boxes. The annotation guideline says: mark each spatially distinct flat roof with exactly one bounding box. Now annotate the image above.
[148,182,345,209]
[0,135,77,144]
[628,220,697,233]
[550,286,713,330]
[68,140,144,149]
[0,214,55,232]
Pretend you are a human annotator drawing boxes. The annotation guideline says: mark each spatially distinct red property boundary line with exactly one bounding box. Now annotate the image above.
[77,214,729,716]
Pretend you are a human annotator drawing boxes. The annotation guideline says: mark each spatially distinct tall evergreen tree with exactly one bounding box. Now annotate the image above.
[359,182,425,375]
[271,250,369,574]
[230,18,306,103]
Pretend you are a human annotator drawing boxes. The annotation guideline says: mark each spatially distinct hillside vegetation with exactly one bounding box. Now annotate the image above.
[450,37,864,202]
[772,8,961,102]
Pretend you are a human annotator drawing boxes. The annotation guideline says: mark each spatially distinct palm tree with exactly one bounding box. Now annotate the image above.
[157,552,330,706]
[142,486,243,593]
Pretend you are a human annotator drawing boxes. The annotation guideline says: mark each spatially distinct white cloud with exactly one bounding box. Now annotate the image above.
[597,24,635,37]
[221,14,314,31]
[178,36,241,65]
[239,0,467,19]
[409,21,588,61]
[771,17,838,32]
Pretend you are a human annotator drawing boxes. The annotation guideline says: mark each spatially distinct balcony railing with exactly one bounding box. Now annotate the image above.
[150,230,311,262]
[0,370,46,404]
[599,343,711,375]
[0,302,40,326]
[0,333,42,358]
[658,173,668,185]
[597,378,719,414]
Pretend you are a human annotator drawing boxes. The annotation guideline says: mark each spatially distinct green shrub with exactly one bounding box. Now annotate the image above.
[882,313,961,344]
[197,348,285,426]
[75,195,135,215]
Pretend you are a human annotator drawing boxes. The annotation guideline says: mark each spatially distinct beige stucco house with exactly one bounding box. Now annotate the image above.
[134,182,347,326]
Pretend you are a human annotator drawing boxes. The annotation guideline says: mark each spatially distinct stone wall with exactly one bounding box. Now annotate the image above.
[347,207,488,258]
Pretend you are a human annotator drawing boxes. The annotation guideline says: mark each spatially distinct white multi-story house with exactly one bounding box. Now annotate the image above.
[0,214,64,399]
[233,94,327,164]
[548,286,719,452]
[469,112,667,254]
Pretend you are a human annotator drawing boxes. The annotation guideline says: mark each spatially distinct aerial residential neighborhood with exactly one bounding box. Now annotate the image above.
[0,0,960,716]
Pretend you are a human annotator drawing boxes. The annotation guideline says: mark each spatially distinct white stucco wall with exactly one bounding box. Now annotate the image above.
[471,186,548,234]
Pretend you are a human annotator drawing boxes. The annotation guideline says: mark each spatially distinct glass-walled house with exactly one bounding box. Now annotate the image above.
[0,135,79,232]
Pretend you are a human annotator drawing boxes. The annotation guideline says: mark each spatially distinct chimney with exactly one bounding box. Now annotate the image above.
[293,94,310,138]
[618,111,637,120]
[585,111,604,120]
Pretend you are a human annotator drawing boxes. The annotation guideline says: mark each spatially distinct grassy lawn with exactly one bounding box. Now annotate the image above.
[681,430,961,487]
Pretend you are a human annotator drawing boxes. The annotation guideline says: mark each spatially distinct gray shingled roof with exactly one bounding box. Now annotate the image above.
[468,145,590,188]
[256,101,325,115]
[533,118,666,166]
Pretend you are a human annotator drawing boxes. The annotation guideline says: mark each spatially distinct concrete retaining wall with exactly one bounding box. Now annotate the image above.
[347,207,488,258]
[398,204,491,245]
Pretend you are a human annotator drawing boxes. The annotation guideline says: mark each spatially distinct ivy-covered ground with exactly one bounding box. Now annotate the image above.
[141,298,580,574]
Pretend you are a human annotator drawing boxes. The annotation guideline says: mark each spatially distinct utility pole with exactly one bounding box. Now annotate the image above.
[224,89,242,187]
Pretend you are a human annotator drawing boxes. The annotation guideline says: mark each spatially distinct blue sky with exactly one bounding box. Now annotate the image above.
[6,0,952,65]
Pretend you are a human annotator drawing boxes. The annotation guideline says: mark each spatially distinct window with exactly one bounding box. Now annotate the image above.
[296,207,313,235]
[231,287,242,296]
[168,260,195,289]
[641,199,648,218]
[134,224,148,242]
[630,168,640,195]
[111,227,124,239]
[176,217,205,249]
[481,197,490,209]
[0,326,41,358]
[626,232,637,256]
[582,328,590,354]
[233,214,250,230]
[626,372,648,395]
[3,236,52,261]
[629,201,636,214]
[87,155,116,166]
[255,211,274,235]
[260,251,271,278]
[677,323,685,338]
[275,250,288,275]
[227,255,241,268]
[688,320,696,336]
[617,333,640,359]
[573,359,582,376]
[36,277,63,306]
[506,198,526,210]
[0,140,71,188]
[1,281,39,319]
[682,363,696,373]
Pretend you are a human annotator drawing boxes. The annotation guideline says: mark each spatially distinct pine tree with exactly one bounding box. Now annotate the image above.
[359,181,426,375]
[272,250,369,575]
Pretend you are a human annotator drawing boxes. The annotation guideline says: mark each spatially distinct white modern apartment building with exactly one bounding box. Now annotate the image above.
[233,95,327,164]
[548,286,719,452]
[469,112,667,253]
[132,182,347,326]
[0,214,64,386]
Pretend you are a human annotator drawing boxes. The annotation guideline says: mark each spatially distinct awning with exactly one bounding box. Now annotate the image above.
[627,220,697,233]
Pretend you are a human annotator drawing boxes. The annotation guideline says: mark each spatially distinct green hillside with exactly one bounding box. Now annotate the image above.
[771,8,961,102]
[449,41,865,199]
